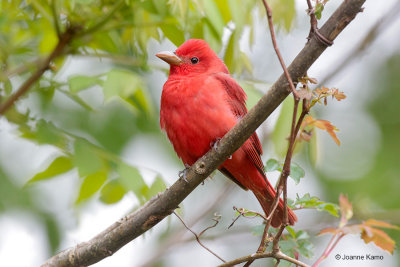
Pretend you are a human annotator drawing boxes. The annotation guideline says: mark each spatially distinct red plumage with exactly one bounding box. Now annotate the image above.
[158,39,297,227]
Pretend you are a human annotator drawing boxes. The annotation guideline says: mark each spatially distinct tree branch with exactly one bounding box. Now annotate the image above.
[41,0,366,266]
[218,250,310,267]
[312,233,345,267]
[0,26,79,115]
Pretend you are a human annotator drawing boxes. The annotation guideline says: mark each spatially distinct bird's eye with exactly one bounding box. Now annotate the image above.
[190,57,199,64]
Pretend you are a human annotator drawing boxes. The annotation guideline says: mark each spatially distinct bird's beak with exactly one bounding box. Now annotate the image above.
[156,51,183,66]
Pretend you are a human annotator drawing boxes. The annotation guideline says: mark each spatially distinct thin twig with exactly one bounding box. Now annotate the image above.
[272,99,309,249]
[173,212,226,263]
[247,99,308,267]
[242,3,315,266]
[218,250,310,267]
[261,0,299,99]
[312,233,345,267]
[241,185,284,266]
[1,58,45,78]
[141,182,234,267]
[229,207,268,229]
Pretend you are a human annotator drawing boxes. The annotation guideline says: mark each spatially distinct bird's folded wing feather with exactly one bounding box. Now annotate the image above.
[213,73,266,178]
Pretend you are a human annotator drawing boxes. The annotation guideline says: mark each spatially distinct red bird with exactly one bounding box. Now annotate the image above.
[157,39,297,227]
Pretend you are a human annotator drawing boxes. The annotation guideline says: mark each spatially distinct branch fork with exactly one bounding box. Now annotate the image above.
[306,0,334,46]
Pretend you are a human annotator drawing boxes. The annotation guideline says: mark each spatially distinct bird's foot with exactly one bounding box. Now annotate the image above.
[210,137,222,152]
[178,164,190,183]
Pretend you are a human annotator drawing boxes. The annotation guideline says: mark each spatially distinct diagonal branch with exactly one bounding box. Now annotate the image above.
[41,0,366,266]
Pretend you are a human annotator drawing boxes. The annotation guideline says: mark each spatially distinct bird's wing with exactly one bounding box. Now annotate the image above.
[213,73,265,177]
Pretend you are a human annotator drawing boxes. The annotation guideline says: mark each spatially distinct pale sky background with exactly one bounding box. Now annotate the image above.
[0,0,400,266]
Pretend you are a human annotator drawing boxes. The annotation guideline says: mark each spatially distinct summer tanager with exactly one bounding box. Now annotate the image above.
[157,39,297,227]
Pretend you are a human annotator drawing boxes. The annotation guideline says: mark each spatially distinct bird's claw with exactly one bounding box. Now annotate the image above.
[179,164,190,183]
[210,137,222,152]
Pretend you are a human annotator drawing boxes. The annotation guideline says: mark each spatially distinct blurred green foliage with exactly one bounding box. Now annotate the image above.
[0,0,298,256]
[318,53,400,244]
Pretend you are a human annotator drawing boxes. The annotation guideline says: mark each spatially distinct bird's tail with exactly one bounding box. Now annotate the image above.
[253,179,297,228]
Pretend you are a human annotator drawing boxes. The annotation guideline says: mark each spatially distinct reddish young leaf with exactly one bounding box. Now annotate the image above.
[339,194,353,227]
[315,86,330,95]
[318,227,339,236]
[341,224,362,235]
[364,219,400,230]
[361,226,396,254]
[332,88,346,101]
[303,116,341,146]
[298,76,318,85]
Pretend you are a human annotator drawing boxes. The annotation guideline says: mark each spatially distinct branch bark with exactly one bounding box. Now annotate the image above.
[42,0,366,266]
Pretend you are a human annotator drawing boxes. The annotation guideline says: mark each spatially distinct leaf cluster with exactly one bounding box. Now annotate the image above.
[319,195,400,254]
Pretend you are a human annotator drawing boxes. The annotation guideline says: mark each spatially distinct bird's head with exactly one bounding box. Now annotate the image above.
[156,39,228,76]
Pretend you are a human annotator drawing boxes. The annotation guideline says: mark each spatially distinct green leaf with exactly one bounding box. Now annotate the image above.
[4,79,12,95]
[43,214,61,254]
[126,88,151,114]
[298,239,314,258]
[289,162,305,184]
[68,75,101,93]
[224,30,237,73]
[295,193,312,204]
[27,156,73,184]
[286,225,296,238]
[76,171,108,204]
[160,24,185,47]
[239,81,263,110]
[192,20,204,39]
[87,102,138,154]
[272,97,294,157]
[279,239,297,251]
[38,18,58,54]
[317,203,340,217]
[287,197,294,207]
[265,158,280,172]
[251,224,265,236]
[294,193,339,217]
[103,69,143,100]
[315,3,324,20]
[117,163,149,203]
[240,52,253,74]
[296,230,310,240]
[203,18,222,49]
[202,0,225,37]
[270,0,296,32]
[167,0,187,18]
[100,179,126,204]
[215,0,231,23]
[73,140,103,177]
[35,120,66,146]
